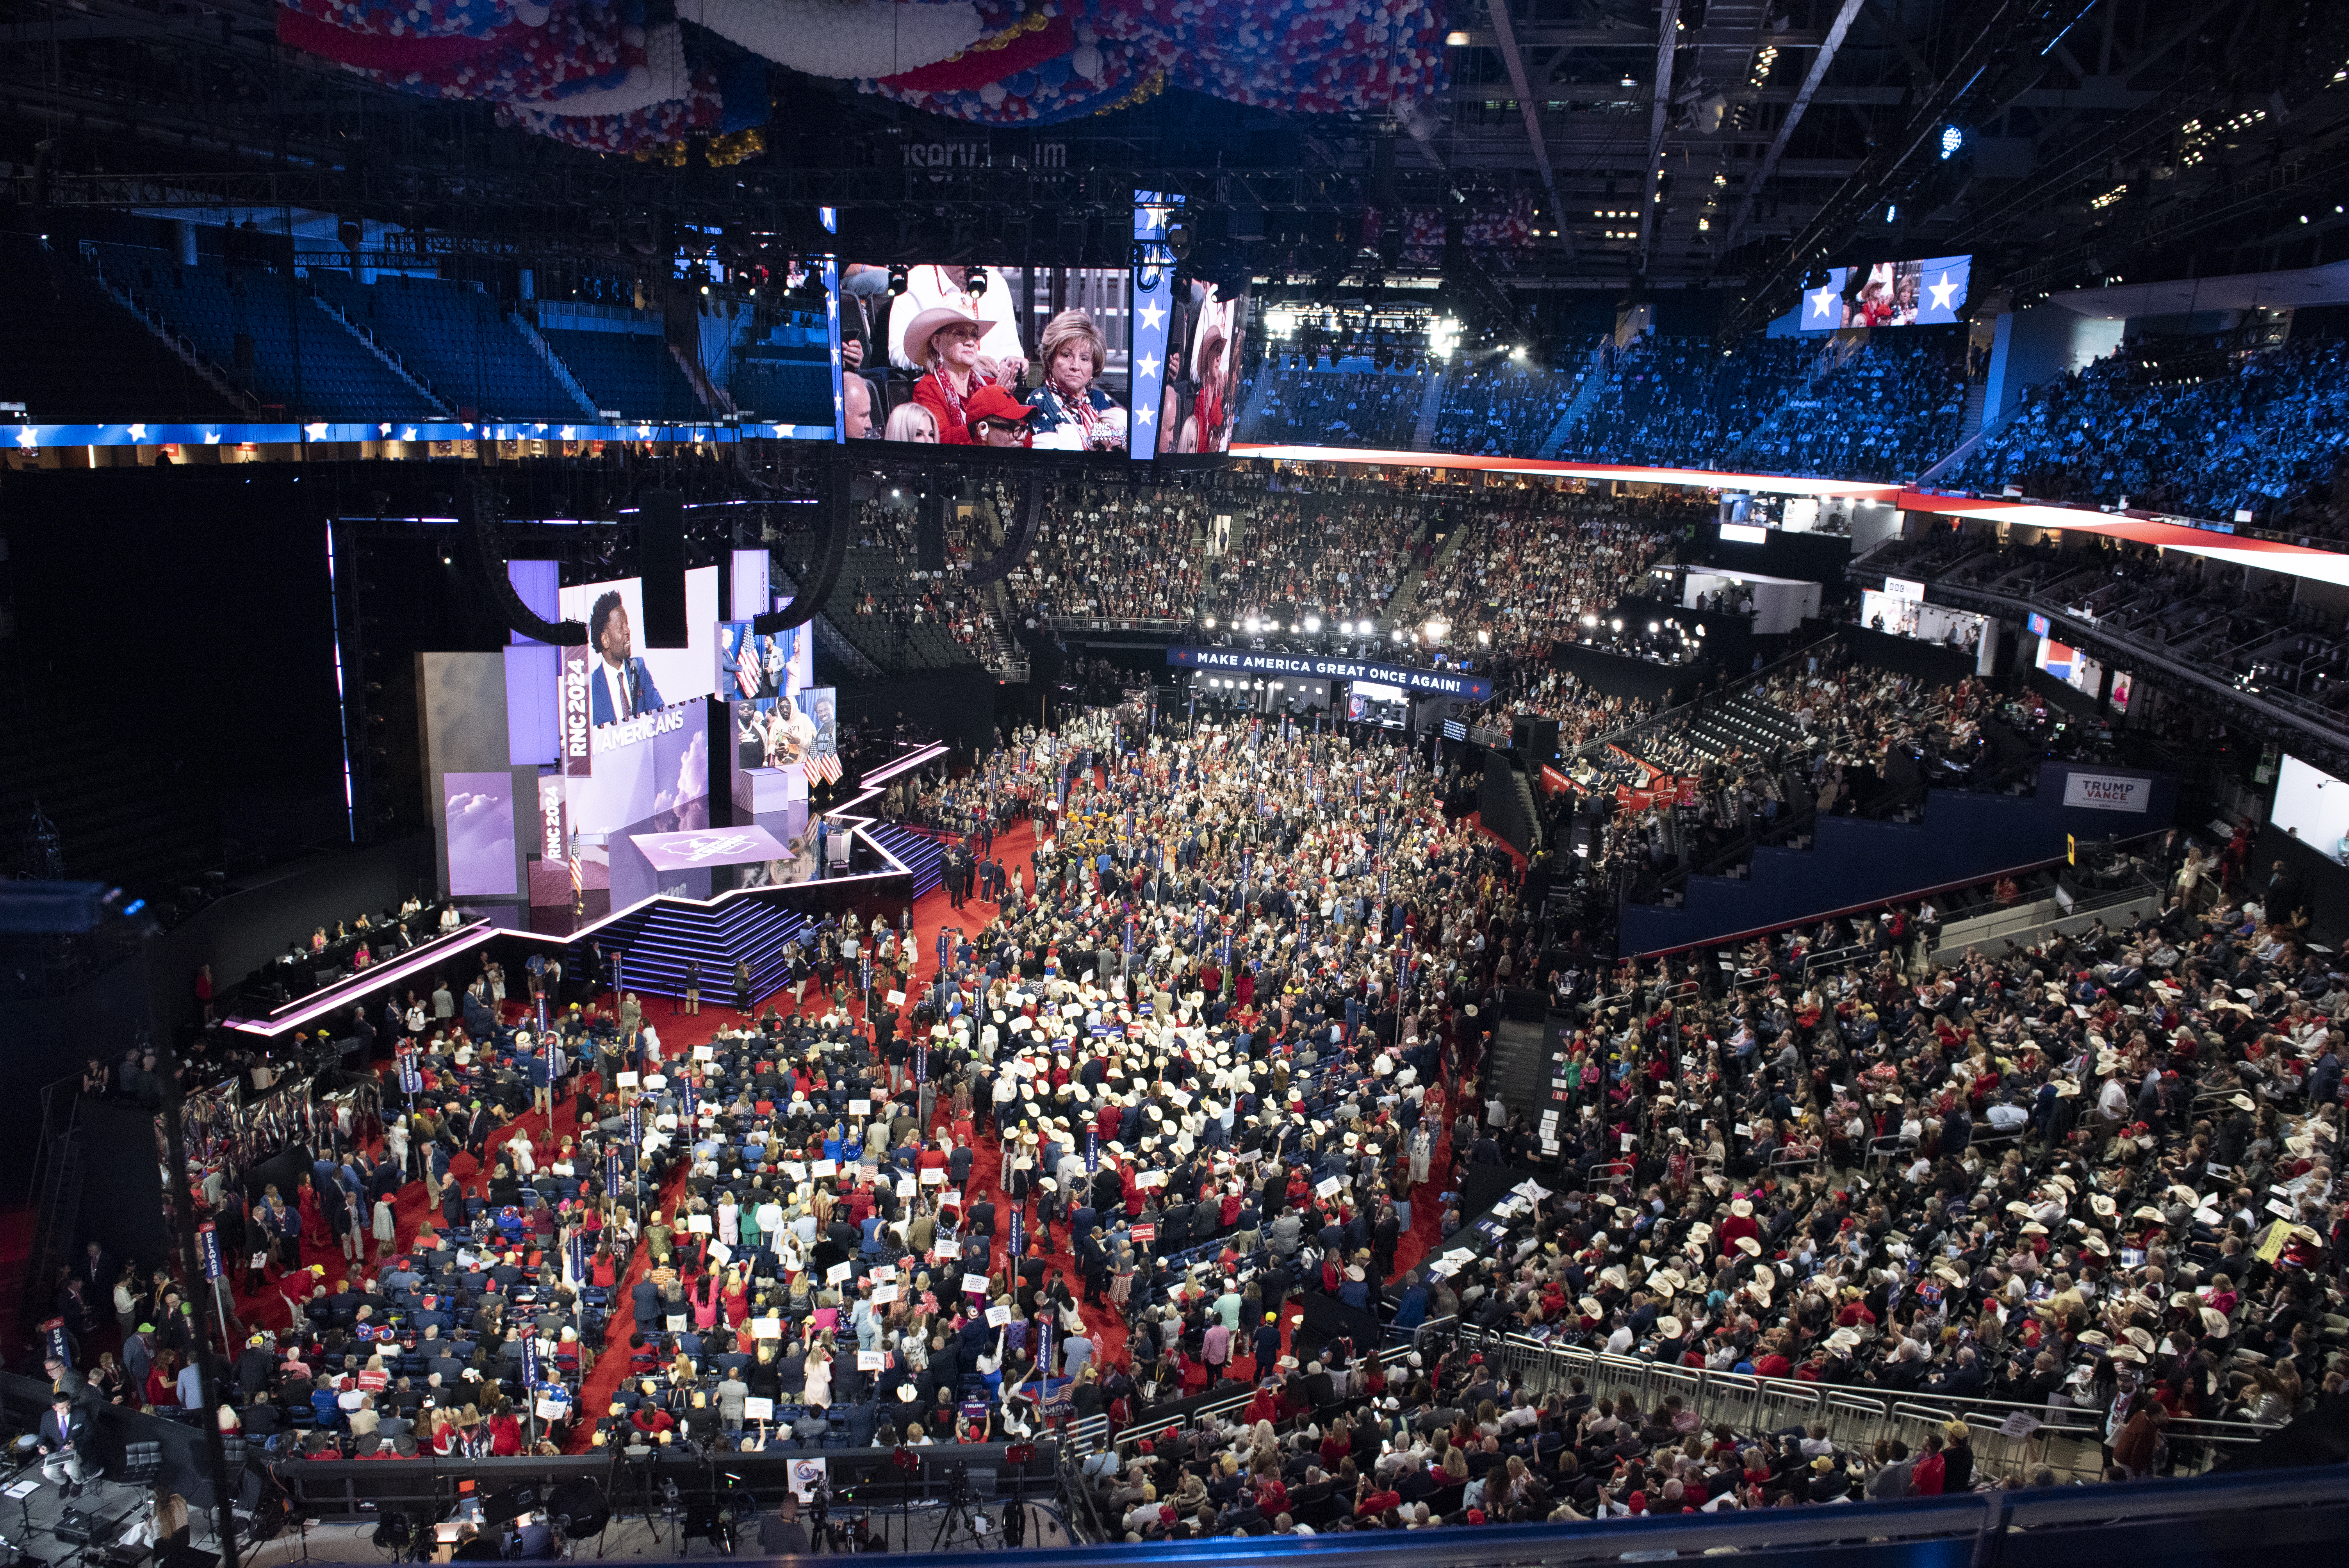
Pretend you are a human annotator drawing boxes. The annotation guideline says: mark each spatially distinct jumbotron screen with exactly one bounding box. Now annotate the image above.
[848,262,1136,451]
[1800,255,1971,331]
[824,192,1237,456]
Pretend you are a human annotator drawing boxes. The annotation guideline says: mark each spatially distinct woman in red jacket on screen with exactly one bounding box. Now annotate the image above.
[905,303,1000,447]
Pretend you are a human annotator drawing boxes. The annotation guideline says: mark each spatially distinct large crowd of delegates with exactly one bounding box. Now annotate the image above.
[1006,487,1217,622]
[1944,335,2349,531]
[1561,337,1817,475]
[1430,361,1592,458]
[39,706,1546,1484]
[1227,330,1972,485]
[1207,492,1426,629]
[1077,871,2346,1539]
[52,1002,665,1460]
[1237,366,1431,449]
[1005,481,1434,632]
[1724,333,1970,483]
[1419,491,1698,659]
[42,693,2346,1537]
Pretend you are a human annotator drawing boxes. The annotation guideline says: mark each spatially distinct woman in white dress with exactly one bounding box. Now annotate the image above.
[802,1341,832,1409]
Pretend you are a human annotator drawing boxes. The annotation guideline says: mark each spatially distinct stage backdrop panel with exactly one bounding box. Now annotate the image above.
[419,651,531,902]
[443,771,520,897]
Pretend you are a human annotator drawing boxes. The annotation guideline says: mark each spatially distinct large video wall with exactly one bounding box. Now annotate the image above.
[555,567,720,840]
[830,191,1243,458]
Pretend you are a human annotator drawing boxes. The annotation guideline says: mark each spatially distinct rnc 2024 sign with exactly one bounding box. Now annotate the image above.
[2063,772,2151,813]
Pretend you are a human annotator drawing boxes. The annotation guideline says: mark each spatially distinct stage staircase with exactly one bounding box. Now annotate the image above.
[564,898,814,1003]
[1537,344,1611,457]
[867,823,960,900]
[1409,370,1449,451]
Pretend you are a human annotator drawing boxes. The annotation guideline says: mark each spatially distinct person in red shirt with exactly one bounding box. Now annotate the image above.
[1910,1433,1946,1494]
[1717,1196,1761,1256]
[904,307,997,448]
[1241,1383,1280,1428]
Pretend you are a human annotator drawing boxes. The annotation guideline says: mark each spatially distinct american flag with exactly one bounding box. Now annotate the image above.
[735,631,762,697]
[569,829,583,898]
[802,748,841,785]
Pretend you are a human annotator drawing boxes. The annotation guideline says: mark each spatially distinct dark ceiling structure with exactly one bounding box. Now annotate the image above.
[4,0,2347,338]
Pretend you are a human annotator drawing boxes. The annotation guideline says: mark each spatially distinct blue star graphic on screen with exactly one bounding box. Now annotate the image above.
[1914,255,1972,323]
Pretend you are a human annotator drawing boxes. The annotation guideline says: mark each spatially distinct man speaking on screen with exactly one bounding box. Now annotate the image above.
[588,590,665,725]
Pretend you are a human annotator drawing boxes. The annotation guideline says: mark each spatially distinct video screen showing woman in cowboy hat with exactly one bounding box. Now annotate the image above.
[874,264,1132,447]
[1159,281,1248,455]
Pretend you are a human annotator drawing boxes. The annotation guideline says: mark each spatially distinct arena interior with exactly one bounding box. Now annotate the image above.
[2,4,2348,1568]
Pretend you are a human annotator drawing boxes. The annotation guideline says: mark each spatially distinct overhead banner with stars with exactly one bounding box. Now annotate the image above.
[1799,255,1971,331]
[1129,190,1177,461]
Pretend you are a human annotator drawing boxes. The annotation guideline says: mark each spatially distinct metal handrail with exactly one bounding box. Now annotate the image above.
[1440,1323,2280,1479]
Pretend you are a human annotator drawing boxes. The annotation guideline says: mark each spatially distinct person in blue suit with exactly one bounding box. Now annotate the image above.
[588,590,663,724]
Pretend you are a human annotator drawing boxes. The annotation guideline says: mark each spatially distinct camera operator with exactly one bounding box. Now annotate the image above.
[758,1491,812,1555]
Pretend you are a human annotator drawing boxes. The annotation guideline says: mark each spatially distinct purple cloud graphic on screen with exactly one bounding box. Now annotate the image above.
[443,772,517,896]
[651,724,710,831]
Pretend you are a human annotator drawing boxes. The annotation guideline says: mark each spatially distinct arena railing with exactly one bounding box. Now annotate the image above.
[1623,826,2170,963]
[1439,1325,2279,1482]
[271,1443,1063,1522]
[1068,1313,1475,1465]
[1911,483,2349,557]
[1037,615,1198,634]
[259,1466,2349,1567]
[1930,578,2349,753]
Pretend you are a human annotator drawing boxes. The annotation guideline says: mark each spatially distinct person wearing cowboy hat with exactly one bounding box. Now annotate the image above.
[884,263,1025,379]
[901,299,1008,447]
[1169,288,1235,455]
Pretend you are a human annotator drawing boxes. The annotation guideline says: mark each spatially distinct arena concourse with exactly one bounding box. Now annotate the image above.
[3,4,2347,1567]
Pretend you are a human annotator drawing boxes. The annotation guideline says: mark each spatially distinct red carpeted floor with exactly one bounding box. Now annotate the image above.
[224,807,1460,1446]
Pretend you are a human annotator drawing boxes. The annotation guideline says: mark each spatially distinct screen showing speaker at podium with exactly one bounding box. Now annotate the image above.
[556,568,720,839]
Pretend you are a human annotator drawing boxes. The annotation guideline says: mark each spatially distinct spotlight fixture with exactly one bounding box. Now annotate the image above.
[1304,615,1321,632]
[964,266,988,298]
